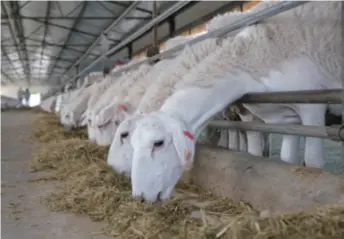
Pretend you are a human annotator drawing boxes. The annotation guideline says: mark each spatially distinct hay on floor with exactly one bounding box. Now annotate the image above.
[30,114,87,143]
[30,137,344,239]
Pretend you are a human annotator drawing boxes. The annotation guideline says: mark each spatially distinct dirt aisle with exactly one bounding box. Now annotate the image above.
[1,111,112,239]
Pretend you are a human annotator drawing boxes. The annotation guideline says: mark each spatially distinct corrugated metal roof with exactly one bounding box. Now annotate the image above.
[1,1,175,86]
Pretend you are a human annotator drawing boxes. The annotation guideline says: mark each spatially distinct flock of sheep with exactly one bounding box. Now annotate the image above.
[40,1,342,203]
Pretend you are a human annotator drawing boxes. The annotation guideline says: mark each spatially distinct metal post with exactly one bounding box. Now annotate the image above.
[128,43,133,59]
[152,1,158,47]
[168,17,175,37]
[342,3,344,161]
[75,64,80,87]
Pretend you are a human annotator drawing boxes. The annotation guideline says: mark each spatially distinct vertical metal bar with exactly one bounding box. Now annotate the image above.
[342,2,344,160]
[152,1,158,47]
[75,64,80,87]
[168,17,175,37]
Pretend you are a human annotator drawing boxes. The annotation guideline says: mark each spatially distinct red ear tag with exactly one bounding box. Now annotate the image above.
[183,130,194,141]
[117,104,127,110]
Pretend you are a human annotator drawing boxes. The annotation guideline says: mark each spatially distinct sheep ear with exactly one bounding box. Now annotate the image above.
[117,102,133,118]
[172,128,196,170]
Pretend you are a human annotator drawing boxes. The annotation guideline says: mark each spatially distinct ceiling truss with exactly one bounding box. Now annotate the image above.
[1,1,193,86]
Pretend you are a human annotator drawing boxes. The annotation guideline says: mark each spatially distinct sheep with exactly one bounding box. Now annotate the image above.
[94,59,175,146]
[97,35,196,142]
[127,1,342,202]
[59,88,85,127]
[106,13,258,176]
[84,73,115,141]
[40,96,57,113]
[206,2,338,163]
[61,84,95,128]
[107,35,223,175]
[93,64,153,146]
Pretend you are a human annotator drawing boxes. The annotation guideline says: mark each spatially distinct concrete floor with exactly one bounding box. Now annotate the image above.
[1,111,112,239]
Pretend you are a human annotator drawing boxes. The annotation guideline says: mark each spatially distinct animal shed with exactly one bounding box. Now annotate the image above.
[1,1,344,239]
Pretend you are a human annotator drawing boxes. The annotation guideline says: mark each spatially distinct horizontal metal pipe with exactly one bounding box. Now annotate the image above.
[239,89,344,104]
[95,1,308,77]
[208,120,344,141]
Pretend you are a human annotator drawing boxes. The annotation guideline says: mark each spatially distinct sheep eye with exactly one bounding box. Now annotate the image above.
[120,132,129,139]
[114,120,120,126]
[153,140,164,148]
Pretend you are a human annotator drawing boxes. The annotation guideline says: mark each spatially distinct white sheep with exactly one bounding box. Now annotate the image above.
[61,84,95,128]
[40,95,57,113]
[96,36,196,142]
[94,59,174,146]
[205,2,340,164]
[107,35,222,175]
[93,64,152,146]
[127,1,342,202]
[59,88,84,127]
[85,74,115,141]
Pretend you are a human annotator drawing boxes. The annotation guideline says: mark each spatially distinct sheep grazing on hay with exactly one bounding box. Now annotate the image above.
[60,84,95,128]
[93,38,196,147]
[84,72,116,141]
[126,1,342,203]
[107,34,223,176]
[59,88,85,127]
[40,96,57,113]
[85,60,148,142]
[94,59,173,146]
[91,64,152,146]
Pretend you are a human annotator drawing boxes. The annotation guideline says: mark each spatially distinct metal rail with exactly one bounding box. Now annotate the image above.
[239,89,344,104]
[208,121,344,142]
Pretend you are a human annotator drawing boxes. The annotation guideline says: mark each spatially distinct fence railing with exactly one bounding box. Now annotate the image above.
[207,89,344,143]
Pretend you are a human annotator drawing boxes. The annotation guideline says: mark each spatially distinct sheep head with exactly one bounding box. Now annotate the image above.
[130,111,195,203]
[107,113,143,177]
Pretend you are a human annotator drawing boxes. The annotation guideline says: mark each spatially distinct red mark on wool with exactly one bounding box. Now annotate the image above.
[183,131,194,140]
[117,104,127,110]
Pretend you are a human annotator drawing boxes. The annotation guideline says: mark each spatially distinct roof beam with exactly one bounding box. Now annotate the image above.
[2,43,92,47]
[12,1,33,84]
[61,1,140,80]
[1,46,23,80]
[2,15,152,20]
[64,47,100,57]
[22,37,98,47]
[28,18,99,38]
[39,1,52,81]
[107,1,152,15]
[47,1,88,81]
[10,65,66,71]
[2,1,30,83]
[1,69,16,84]
[1,70,16,84]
